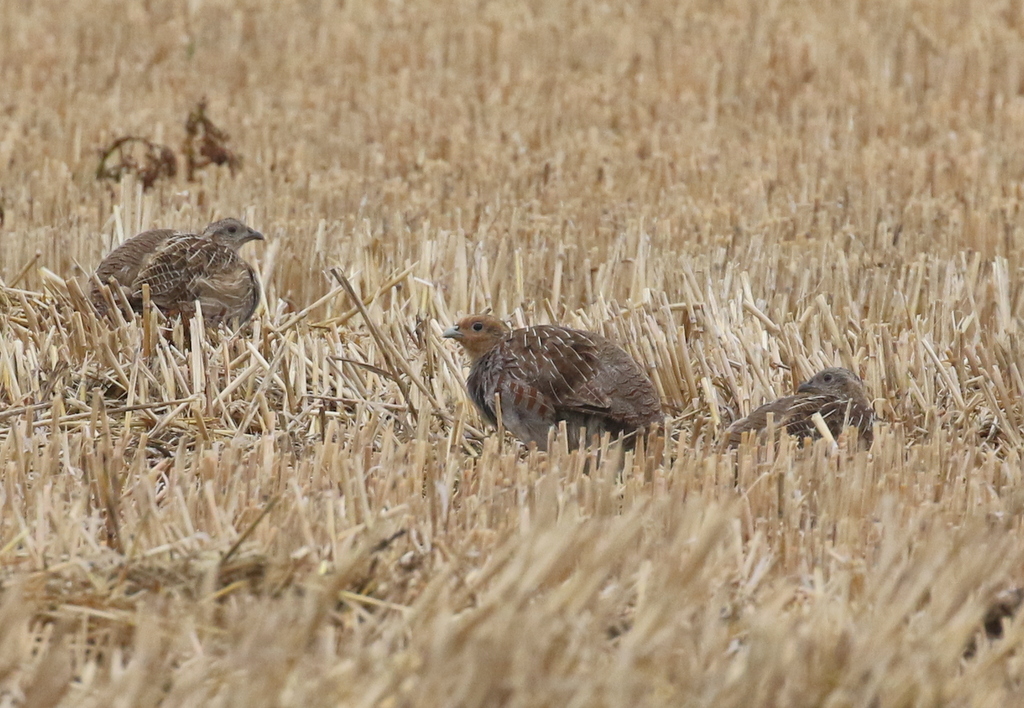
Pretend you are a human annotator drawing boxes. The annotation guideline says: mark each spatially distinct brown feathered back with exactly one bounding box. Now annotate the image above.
[91,228,177,314]
[131,235,261,325]
[726,367,874,447]
[444,315,663,451]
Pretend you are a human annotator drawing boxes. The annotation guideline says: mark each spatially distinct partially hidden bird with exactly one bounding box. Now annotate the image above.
[91,218,263,326]
[443,314,663,451]
[725,367,874,447]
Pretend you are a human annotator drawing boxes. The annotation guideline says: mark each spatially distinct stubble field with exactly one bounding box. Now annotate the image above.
[3,0,1024,705]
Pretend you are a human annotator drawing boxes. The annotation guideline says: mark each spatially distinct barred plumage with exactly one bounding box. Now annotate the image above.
[90,218,263,326]
[90,228,177,315]
[726,367,874,447]
[132,235,261,325]
[443,315,663,451]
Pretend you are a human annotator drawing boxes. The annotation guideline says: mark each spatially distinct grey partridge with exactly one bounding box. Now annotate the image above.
[726,367,874,447]
[91,218,263,326]
[443,315,663,451]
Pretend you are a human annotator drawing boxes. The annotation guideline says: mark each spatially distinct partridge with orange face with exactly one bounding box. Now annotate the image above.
[726,367,874,447]
[91,218,263,326]
[443,315,663,451]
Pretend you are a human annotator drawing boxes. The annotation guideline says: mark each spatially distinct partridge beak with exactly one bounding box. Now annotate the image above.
[247,229,265,243]
[442,325,462,339]
[797,382,814,394]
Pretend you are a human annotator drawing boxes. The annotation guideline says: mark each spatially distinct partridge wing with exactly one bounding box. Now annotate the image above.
[91,228,177,310]
[94,228,178,285]
[503,326,612,412]
[726,394,806,446]
[132,235,231,314]
[468,326,658,449]
[815,395,874,444]
[776,394,834,440]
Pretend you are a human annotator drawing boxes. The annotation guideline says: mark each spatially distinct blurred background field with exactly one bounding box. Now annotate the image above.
[2,0,1024,705]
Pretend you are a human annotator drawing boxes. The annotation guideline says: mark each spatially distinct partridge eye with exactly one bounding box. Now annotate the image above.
[472,322,484,331]
[823,374,833,382]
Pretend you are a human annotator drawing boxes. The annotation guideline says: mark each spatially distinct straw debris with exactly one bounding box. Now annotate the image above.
[2,0,1024,705]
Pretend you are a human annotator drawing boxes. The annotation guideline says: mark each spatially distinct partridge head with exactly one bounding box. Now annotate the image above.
[442,315,510,360]
[201,218,264,250]
[796,367,866,399]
